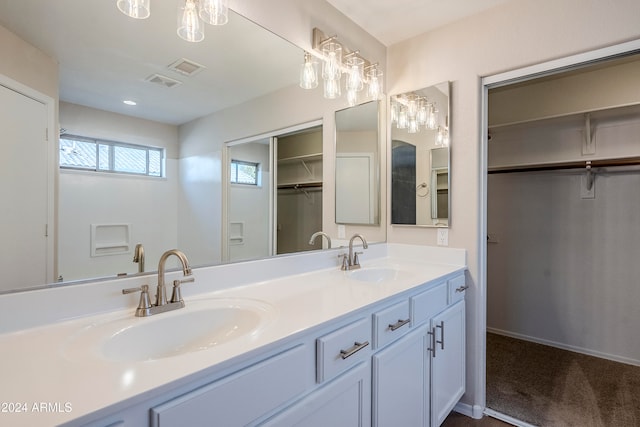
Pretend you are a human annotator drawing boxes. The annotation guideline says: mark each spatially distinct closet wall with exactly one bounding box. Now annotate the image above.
[487,57,640,365]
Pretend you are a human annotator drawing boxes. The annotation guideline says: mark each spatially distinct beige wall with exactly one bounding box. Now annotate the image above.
[387,0,640,411]
[0,25,57,99]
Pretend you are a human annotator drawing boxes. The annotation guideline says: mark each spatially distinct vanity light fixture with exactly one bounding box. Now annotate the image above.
[391,94,442,135]
[117,0,229,43]
[117,0,150,19]
[301,28,384,104]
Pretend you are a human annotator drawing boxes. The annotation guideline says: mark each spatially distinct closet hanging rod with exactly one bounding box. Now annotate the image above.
[488,157,640,174]
[277,182,323,190]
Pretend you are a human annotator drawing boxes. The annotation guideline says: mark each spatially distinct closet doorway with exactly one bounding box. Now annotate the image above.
[223,122,323,263]
[484,51,640,426]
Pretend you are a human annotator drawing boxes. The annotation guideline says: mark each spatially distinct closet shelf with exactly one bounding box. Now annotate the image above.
[488,156,640,174]
[277,153,322,164]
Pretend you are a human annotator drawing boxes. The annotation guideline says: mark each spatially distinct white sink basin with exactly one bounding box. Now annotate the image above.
[62,298,275,362]
[348,267,399,283]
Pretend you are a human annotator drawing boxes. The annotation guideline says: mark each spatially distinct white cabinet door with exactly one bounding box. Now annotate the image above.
[431,300,465,427]
[260,361,371,427]
[372,325,430,427]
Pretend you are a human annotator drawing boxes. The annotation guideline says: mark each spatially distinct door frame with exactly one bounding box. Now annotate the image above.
[478,38,640,417]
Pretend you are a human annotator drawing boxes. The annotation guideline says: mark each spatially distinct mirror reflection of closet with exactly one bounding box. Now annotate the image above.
[224,124,323,262]
[276,126,323,254]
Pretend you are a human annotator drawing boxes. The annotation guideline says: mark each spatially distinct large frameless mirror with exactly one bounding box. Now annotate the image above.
[334,100,381,225]
[390,81,450,227]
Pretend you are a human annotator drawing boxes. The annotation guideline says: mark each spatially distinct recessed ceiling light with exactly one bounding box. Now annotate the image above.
[123,100,137,106]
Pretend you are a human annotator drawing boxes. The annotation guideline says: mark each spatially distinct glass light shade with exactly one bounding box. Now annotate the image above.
[347,89,358,106]
[436,126,449,146]
[299,52,318,89]
[407,95,418,118]
[178,0,204,42]
[427,105,438,130]
[199,0,228,25]
[397,107,408,129]
[417,99,427,125]
[408,118,419,134]
[323,76,341,99]
[321,41,342,80]
[117,0,150,19]
[390,99,399,123]
[345,56,364,92]
[367,67,383,100]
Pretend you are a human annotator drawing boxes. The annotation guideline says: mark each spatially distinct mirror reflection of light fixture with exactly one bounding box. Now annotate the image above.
[299,52,319,89]
[178,0,205,43]
[117,0,150,19]
[198,0,228,25]
[301,28,384,104]
[392,94,445,136]
[117,0,229,42]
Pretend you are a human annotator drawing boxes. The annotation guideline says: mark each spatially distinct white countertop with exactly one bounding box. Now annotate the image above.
[0,244,466,426]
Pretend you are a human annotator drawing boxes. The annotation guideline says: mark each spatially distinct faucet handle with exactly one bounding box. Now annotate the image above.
[338,253,349,271]
[170,277,195,303]
[353,251,364,266]
[122,285,152,312]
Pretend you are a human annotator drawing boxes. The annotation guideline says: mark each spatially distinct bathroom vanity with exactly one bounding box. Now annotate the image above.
[0,244,466,427]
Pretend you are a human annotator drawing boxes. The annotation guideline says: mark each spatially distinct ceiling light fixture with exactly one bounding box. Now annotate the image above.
[123,100,137,106]
[299,28,384,105]
[117,0,150,19]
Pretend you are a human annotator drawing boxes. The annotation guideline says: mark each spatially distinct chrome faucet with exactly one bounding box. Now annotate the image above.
[132,243,145,273]
[309,231,332,249]
[122,249,194,317]
[341,234,368,271]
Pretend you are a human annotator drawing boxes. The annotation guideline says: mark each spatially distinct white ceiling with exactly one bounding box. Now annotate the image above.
[326,0,514,46]
[0,0,515,126]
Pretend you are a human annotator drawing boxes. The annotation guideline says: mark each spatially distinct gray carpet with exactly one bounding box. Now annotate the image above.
[486,333,640,426]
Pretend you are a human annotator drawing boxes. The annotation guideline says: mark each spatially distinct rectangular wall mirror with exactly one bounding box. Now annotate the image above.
[390,81,450,227]
[335,100,381,225]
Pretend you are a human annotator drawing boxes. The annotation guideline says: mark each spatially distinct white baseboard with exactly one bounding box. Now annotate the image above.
[487,327,640,367]
[484,408,538,427]
[452,402,478,418]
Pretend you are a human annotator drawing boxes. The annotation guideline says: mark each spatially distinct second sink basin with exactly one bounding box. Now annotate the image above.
[62,298,275,363]
[348,267,399,283]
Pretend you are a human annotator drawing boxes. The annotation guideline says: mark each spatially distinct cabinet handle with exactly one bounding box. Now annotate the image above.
[339,341,369,359]
[455,285,469,293]
[388,318,410,331]
[436,321,445,350]
[427,328,437,358]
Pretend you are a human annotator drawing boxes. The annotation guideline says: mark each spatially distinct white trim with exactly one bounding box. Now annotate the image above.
[478,39,640,417]
[487,328,640,367]
[225,119,323,147]
[484,408,538,427]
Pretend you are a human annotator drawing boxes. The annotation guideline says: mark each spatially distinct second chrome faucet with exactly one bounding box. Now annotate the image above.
[123,249,194,317]
[341,234,368,271]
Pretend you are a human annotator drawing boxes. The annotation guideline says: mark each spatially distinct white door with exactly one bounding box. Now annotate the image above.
[335,154,374,224]
[0,84,50,290]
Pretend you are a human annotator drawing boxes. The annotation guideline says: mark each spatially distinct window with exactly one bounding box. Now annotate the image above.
[59,135,164,177]
[230,159,259,185]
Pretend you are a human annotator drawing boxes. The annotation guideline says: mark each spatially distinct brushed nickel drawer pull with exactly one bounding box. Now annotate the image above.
[436,321,445,350]
[388,318,410,331]
[455,285,469,293]
[340,341,370,359]
[427,328,436,358]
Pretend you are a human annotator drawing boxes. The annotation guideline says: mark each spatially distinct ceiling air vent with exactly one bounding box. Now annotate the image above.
[167,58,206,77]
[145,73,183,88]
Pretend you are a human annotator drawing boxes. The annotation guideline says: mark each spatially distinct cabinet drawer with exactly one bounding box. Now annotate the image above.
[373,300,410,349]
[448,274,467,304]
[317,317,372,383]
[411,281,447,326]
[151,345,308,427]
